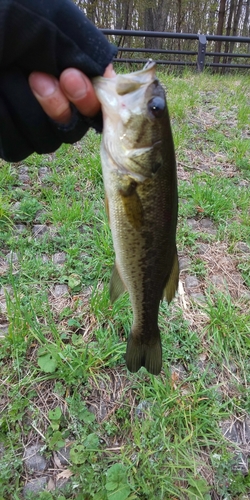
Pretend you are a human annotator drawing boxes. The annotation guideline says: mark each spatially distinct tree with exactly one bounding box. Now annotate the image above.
[243,0,250,38]
[144,0,170,50]
[73,0,249,68]
[213,0,227,65]
[228,0,244,62]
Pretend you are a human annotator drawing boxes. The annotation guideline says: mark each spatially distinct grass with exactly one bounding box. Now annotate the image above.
[0,69,250,500]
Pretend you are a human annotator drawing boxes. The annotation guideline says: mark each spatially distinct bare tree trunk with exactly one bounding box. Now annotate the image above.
[213,0,226,65]
[176,0,182,51]
[85,0,96,23]
[116,0,134,54]
[208,0,218,34]
[144,6,155,48]
[115,0,123,29]
[144,0,169,50]
[223,0,235,64]
[243,0,250,37]
[228,0,244,61]
[115,0,133,30]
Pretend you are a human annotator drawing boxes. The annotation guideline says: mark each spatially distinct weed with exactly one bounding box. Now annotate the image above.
[0,70,249,499]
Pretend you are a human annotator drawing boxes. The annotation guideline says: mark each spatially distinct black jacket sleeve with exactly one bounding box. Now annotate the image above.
[0,0,117,162]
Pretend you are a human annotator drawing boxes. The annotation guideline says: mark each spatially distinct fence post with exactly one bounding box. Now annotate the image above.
[197,34,207,72]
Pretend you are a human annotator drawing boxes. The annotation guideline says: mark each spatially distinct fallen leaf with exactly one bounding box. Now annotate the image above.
[53,453,62,468]
[171,371,179,389]
[199,353,207,362]
[196,206,204,213]
[47,477,56,491]
[56,469,73,480]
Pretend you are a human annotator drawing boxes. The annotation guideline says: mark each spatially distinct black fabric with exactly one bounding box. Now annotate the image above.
[0,0,117,162]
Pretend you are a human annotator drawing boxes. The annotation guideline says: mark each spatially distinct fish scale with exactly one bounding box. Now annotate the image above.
[93,61,179,375]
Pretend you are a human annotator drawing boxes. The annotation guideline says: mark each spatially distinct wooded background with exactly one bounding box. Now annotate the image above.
[74,0,250,63]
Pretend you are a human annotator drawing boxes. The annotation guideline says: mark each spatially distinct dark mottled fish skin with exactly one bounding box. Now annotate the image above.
[93,62,179,375]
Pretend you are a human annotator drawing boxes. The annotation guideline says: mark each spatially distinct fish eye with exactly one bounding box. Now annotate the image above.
[148,97,165,118]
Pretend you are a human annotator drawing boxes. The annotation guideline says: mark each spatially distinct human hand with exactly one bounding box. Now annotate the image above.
[0,0,117,162]
[29,64,115,125]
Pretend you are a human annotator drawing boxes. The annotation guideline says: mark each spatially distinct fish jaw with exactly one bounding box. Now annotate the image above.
[93,60,156,110]
[93,62,168,179]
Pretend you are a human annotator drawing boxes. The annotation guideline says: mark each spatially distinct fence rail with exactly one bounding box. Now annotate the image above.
[101,29,250,71]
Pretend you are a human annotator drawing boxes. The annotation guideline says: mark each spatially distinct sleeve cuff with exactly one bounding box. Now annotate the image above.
[51,104,103,144]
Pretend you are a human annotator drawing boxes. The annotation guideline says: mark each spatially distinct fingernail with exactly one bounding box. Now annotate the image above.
[104,64,116,78]
[29,74,58,97]
[62,71,88,99]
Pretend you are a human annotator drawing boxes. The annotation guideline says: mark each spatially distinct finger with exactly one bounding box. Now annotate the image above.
[29,72,72,124]
[103,63,116,78]
[59,68,100,118]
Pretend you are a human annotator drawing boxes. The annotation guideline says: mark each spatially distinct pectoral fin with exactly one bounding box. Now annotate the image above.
[163,250,179,303]
[122,193,144,230]
[110,262,126,303]
[118,176,143,230]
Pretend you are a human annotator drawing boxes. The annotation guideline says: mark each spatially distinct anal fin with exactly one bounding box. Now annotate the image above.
[163,250,179,304]
[110,262,126,303]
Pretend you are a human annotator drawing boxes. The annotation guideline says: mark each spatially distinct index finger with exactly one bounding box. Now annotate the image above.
[59,64,116,118]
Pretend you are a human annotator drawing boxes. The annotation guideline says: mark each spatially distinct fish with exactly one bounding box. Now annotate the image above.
[93,61,179,375]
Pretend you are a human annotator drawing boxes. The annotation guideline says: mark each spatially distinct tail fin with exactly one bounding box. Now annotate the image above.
[125,332,162,375]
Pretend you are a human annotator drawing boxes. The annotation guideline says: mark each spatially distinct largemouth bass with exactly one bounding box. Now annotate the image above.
[93,61,179,375]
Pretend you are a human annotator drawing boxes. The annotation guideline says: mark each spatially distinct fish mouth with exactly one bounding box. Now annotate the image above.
[93,60,157,89]
[143,59,155,70]
[116,61,157,95]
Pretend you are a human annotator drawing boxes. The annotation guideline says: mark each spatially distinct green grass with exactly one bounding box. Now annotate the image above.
[0,69,250,500]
